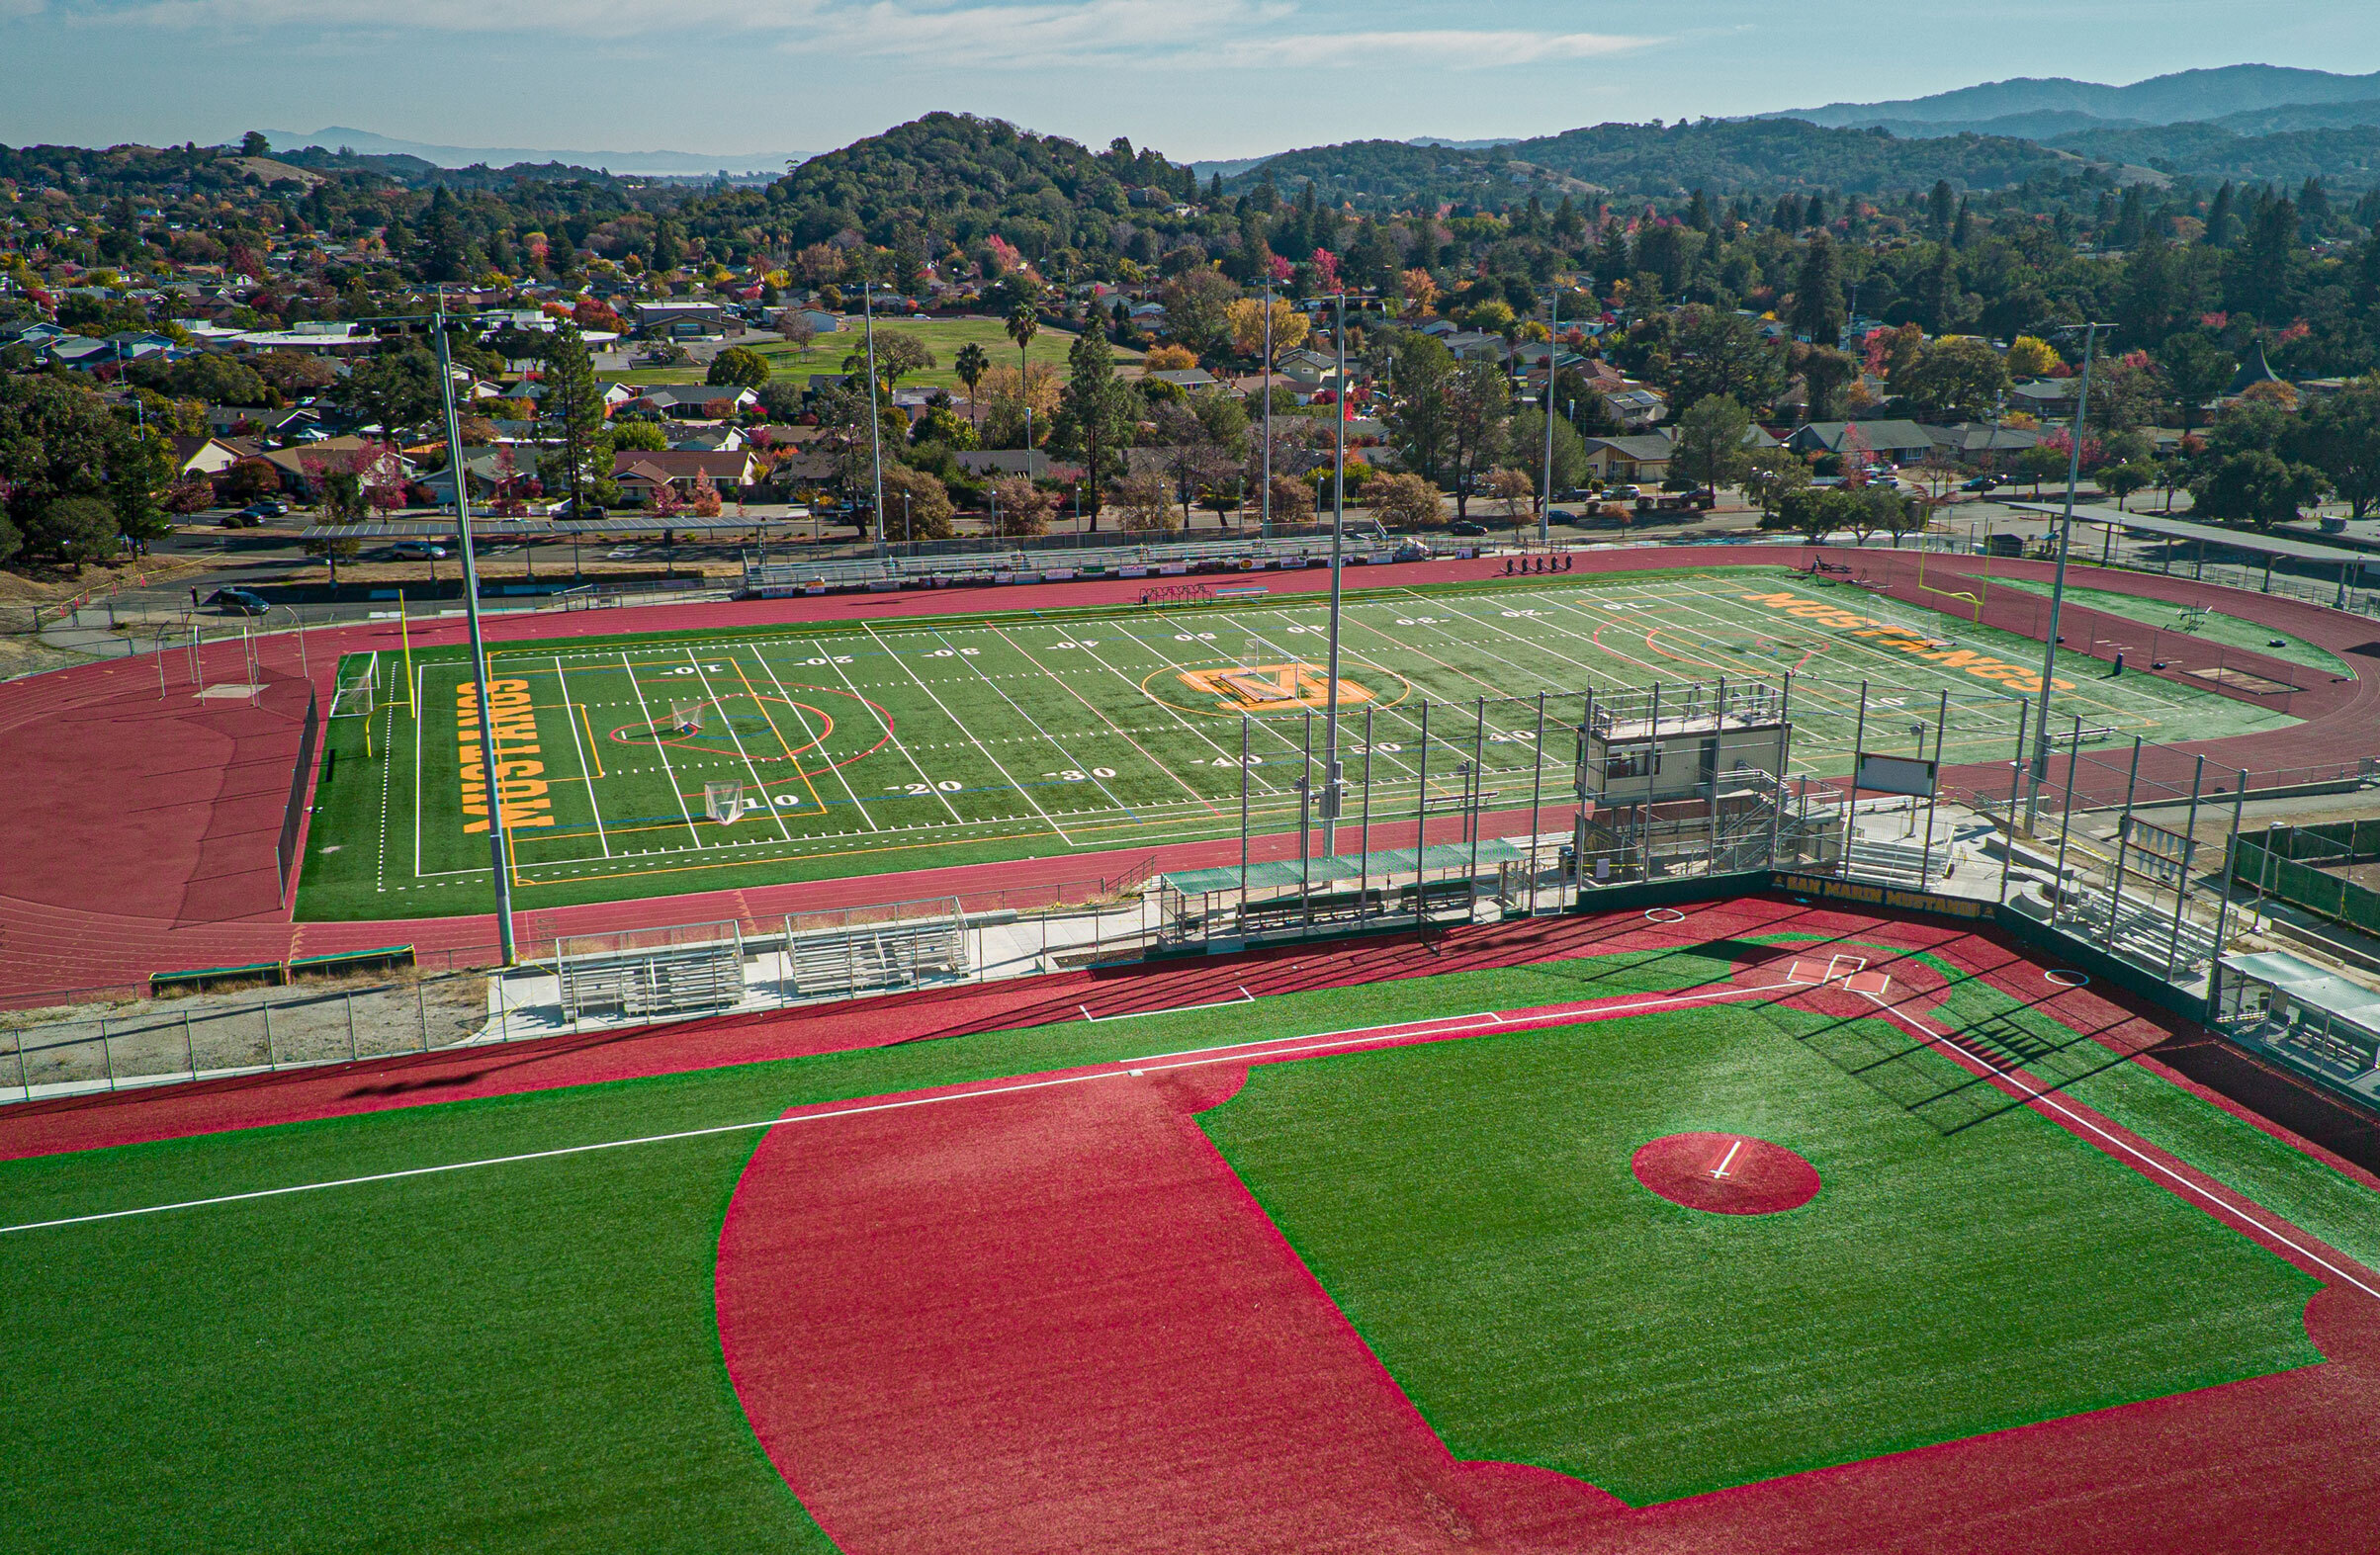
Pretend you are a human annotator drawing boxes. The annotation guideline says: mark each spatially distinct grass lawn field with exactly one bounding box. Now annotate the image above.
[1990,575,2355,675]
[602,315,1138,393]
[2,936,2367,1552]
[295,566,2298,919]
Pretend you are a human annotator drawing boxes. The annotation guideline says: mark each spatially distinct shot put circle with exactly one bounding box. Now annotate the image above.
[1631,1132,1820,1216]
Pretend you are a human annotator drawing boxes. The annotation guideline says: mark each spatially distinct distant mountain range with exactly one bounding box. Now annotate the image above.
[259,127,801,178]
[1769,64,2380,137]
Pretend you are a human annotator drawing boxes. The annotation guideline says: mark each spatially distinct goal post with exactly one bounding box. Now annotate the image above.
[327,653,378,720]
[704,780,748,825]
[1216,635,1303,707]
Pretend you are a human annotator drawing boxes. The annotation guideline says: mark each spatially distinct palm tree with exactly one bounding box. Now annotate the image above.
[1005,302,1040,450]
[954,342,989,431]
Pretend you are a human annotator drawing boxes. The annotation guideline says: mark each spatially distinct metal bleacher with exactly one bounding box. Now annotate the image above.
[1841,834,1956,888]
[787,914,970,997]
[557,938,747,1022]
[741,523,1407,597]
[2056,886,2221,976]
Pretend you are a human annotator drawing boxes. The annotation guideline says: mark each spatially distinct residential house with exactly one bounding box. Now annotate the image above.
[624,385,759,420]
[417,447,547,506]
[1927,423,2041,470]
[1581,432,1676,484]
[167,434,245,479]
[630,301,744,339]
[257,436,415,499]
[668,426,747,453]
[610,449,759,505]
[776,307,841,336]
[1441,331,1507,363]
[1144,368,1219,392]
[2006,379,2080,422]
[1785,420,1939,465]
[1603,387,1669,430]
[1275,349,1335,390]
[954,450,1083,482]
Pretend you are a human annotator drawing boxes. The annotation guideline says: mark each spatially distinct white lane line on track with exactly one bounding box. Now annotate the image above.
[0,982,1787,1238]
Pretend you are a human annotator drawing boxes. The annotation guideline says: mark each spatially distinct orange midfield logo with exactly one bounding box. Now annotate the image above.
[1178,662,1378,715]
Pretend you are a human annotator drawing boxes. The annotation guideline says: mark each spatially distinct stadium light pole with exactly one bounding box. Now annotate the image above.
[863,278,888,560]
[1540,283,1559,545]
[2026,320,2107,825]
[434,289,516,965]
[1321,286,1358,853]
[1260,278,1275,537]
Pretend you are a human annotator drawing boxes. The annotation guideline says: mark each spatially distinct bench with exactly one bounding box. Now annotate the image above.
[559,941,746,1021]
[1212,584,1270,600]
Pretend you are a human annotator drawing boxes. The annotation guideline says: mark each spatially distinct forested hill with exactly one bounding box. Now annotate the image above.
[759,113,1198,247]
[1226,120,2085,208]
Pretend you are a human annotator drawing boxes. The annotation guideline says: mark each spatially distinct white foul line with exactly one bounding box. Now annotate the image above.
[1857,991,2380,1304]
[1711,1139,1744,1180]
[0,982,1790,1239]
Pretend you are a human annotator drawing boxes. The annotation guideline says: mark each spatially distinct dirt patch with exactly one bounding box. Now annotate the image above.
[1631,1132,1822,1215]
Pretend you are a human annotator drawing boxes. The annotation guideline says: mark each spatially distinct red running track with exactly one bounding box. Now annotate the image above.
[1,543,2371,1000]
[711,909,2380,1553]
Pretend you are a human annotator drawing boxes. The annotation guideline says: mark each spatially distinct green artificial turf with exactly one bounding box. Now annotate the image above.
[3,938,2373,1550]
[1197,1000,2326,1505]
[1990,575,2354,675]
[294,568,2296,918]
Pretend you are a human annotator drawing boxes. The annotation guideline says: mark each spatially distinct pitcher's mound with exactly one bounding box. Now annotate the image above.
[1632,1133,1819,1215]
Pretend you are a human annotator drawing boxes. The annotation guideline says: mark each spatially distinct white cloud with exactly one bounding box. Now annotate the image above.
[59,0,1659,71]
[1218,29,1661,69]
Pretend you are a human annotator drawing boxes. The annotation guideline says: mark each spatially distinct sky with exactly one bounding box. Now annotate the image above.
[4,0,2380,164]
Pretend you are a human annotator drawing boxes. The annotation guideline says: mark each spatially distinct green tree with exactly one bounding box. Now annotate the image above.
[1049,329,1131,529]
[706,346,772,388]
[1443,358,1511,521]
[1672,393,1754,492]
[2099,462,2156,510]
[1385,333,1456,488]
[1789,233,1844,346]
[2290,377,2380,517]
[953,342,990,429]
[1504,408,1588,501]
[1669,305,1786,414]
[0,376,168,555]
[335,349,444,439]
[1744,447,1811,517]
[539,322,616,511]
[239,130,270,158]
[2016,443,2070,495]
[846,331,934,388]
[2156,334,2236,431]
[1892,339,2010,422]
[419,186,468,284]
[34,496,123,564]
[1005,303,1039,386]
[2191,450,2328,529]
[610,420,670,453]
[878,464,956,542]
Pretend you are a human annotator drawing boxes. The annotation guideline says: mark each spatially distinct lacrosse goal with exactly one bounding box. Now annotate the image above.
[705,780,748,825]
[328,655,378,719]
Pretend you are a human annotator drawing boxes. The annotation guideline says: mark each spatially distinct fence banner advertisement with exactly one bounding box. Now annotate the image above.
[1770,871,1992,920]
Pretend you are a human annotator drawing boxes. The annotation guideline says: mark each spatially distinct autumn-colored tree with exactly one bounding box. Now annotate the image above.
[689,472,723,517]
[1366,471,1443,530]
[1143,343,1199,372]
[2005,335,2064,377]
[991,475,1055,536]
[1225,295,1310,360]
[879,464,955,541]
[1111,472,1177,530]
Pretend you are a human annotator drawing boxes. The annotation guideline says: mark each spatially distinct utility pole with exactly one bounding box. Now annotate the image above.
[2028,320,2107,822]
[433,290,515,964]
[863,278,887,560]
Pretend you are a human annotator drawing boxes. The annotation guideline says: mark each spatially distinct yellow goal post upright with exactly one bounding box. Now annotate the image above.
[397,594,417,719]
[1912,509,1987,624]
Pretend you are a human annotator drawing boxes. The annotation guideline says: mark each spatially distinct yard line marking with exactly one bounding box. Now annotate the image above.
[744,645,866,829]
[929,625,1134,816]
[687,648,796,841]
[1080,987,1255,1023]
[1711,1139,1743,1179]
[554,655,611,859]
[865,622,1073,845]
[622,650,702,845]
[411,659,428,883]
[0,983,1787,1238]
[995,626,1222,818]
[1856,992,2380,1302]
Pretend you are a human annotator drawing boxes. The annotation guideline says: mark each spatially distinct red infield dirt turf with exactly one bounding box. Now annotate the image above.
[1631,1131,1822,1214]
[3,543,2375,1000]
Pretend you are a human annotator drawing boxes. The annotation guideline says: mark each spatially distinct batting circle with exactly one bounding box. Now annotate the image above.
[1642,907,1688,923]
[1631,1133,1820,1216]
[2044,969,2091,989]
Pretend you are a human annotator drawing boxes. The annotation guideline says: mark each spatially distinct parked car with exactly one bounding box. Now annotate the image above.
[1604,483,1642,501]
[1961,475,1999,493]
[547,498,608,520]
[389,540,448,561]
[208,587,270,617]
[1448,520,1489,536]
[218,511,263,529]
[247,499,289,517]
[1547,509,1583,526]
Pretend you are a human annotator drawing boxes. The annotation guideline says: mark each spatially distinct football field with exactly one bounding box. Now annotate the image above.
[296,566,2300,918]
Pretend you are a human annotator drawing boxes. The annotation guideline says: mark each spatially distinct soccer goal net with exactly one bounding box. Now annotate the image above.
[1215,636,1304,708]
[328,655,378,719]
[704,780,748,825]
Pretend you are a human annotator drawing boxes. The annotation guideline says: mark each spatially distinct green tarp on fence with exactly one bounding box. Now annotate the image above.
[2232,824,2380,936]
